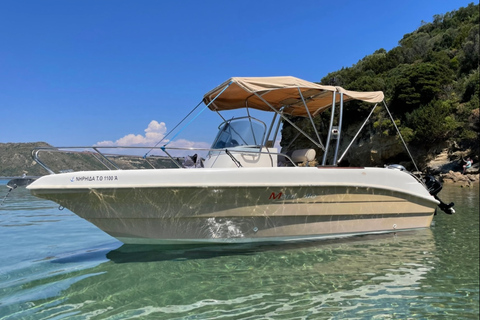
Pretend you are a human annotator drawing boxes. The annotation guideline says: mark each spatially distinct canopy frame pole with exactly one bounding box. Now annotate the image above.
[298,87,325,150]
[285,131,302,151]
[322,91,337,165]
[264,112,278,146]
[246,106,260,146]
[261,112,278,166]
[337,103,379,164]
[163,81,233,148]
[383,100,420,172]
[284,114,325,151]
[143,99,204,158]
[252,91,325,150]
[271,115,282,148]
[332,93,344,164]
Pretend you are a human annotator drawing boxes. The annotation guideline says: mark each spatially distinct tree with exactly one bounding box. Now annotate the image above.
[390,62,454,114]
[405,100,459,145]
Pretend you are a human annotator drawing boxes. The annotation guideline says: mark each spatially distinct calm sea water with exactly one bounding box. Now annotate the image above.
[0,180,478,320]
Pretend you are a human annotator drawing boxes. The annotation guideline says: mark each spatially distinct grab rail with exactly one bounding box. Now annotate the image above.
[31,146,299,174]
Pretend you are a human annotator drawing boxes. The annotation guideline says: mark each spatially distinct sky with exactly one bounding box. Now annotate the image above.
[1,0,478,152]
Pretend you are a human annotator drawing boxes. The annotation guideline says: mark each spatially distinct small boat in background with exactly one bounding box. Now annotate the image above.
[27,76,454,245]
[1,174,38,205]
[7,175,37,189]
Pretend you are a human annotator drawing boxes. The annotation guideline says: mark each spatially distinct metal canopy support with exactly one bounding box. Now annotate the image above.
[382,100,420,172]
[298,87,324,150]
[264,112,278,146]
[163,81,234,148]
[335,100,420,172]
[337,103,379,165]
[245,105,259,146]
[271,115,282,147]
[252,90,325,150]
[158,81,234,168]
[143,99,204,158]
[332,93,344,164]
[322,91,336,165]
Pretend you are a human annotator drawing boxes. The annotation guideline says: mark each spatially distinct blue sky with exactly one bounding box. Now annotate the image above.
[1,0,477,149]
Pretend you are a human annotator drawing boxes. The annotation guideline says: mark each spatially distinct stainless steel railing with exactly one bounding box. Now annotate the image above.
[31,146,299,174]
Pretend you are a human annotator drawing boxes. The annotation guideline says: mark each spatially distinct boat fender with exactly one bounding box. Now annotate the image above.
[288,149,316,163]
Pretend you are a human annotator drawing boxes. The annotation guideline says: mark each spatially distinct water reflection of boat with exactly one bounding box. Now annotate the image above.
[27,76,451,245]
[105,229,434,264]
[33,230,437,319]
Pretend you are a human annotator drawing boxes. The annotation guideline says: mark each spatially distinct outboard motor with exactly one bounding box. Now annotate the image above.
[386,164,455,215]
[423,174,455,215]
[423,174,443,196]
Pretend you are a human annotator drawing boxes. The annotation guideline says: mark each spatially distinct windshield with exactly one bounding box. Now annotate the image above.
[211,118,266,149]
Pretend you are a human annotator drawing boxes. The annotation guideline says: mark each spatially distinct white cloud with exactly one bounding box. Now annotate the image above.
[95,120,210,157]
[169,138,210,149]
[96,120,168,146]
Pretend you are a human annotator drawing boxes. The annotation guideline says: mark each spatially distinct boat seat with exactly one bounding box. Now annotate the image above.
[289,148,316,163]
[280,148,316,166]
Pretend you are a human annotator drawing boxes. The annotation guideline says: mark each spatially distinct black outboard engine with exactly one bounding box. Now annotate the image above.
[423,175,443,196]
[423,175,455,215]
[386,164,454,215]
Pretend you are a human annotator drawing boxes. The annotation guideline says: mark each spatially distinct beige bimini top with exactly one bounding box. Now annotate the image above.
[203,76,384,117]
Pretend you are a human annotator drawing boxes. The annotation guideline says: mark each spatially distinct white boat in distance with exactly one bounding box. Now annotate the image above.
[27,76,454,245]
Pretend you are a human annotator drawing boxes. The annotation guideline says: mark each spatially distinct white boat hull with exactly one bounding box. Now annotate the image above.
[28,167,438,244]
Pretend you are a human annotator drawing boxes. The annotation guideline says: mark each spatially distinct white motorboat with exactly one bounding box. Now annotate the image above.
[27,76,454,244]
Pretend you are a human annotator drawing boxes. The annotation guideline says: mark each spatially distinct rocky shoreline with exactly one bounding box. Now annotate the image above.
[426,148,479,188]
[439,171,479,187]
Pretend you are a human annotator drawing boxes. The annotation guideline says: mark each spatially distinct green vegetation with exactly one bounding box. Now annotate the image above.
[318,3,479,151]
[282,3,478,168]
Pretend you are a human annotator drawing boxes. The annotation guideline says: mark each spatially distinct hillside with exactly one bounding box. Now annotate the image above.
[0,142,179,177]
[0,142,52,177]
[283,2,479,170]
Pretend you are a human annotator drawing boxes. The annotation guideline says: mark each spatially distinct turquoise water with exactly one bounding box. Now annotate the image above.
[0,180,478,319]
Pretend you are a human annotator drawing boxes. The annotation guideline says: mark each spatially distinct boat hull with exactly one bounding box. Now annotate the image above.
[28,167,438,244]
